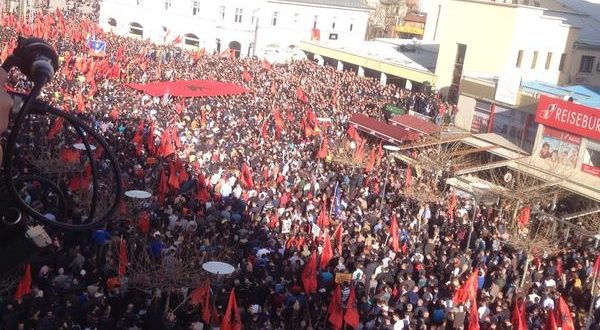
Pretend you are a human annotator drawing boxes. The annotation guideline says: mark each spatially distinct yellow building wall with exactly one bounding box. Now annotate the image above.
[566,48,600,87]
[434,0,519,93]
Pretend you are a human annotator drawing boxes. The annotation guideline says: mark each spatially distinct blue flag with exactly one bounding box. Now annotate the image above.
[89,39,106,55]
[333,182,342,217]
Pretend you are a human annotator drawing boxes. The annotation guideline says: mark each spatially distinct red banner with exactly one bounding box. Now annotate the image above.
[535,95,600,141]
[127,80,250,97]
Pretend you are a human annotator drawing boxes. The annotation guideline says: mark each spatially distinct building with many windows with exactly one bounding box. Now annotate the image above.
[99,0,372,59]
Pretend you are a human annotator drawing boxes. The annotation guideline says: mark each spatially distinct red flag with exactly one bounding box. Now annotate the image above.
[14,264,32,301]
[316,136,328,159]
[242,70,253,83]
[448,191,458,214]
[118,238,127,277]
[262,59,272,70]
[132,120,145,156]
[365,147,377,172]
[405,166,412,188]
[138,212,150,234]
[240,163,254,189]
[344,285,360,328]
[188,279,212,324]
[296,87,308,103]
[175,159,189,184]
[75,90,85,113]
[328,285,343,330]
[557,296,575,330]
[47,117,64,140]
[69,163,92,191]
[197,172,211,202]
[221,289,242,330]
[468,300,480,330]
[545,309,558,330]
[593,254,600,275]
[261,120,269,140]
[390,214,399,253]
[512,299,527,330]
[168,162,181,190]
[353,140,365,162]
[320,233,333,268]
[333,223,343,254]
[317,200,330,229]
[158,130,175,157]
[453,269,479,304]
[175,98,185,115]
[347,125,362,143]
[301,253,318,294]
[171,35,182,45]
[60,149,80,163]
[147,122,156,155]
[518,206,531,228]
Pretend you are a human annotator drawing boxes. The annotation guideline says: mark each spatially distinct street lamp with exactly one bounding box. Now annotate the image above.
[380,145,400,212]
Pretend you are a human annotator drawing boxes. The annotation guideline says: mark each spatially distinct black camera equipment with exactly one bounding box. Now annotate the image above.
[0,37,122,276]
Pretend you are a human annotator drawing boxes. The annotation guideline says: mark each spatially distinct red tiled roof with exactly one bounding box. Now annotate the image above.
[390,114,440,135]
[349,113,420,144]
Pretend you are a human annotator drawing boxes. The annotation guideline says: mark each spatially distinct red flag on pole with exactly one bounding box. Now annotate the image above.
[593,254,600,275]
[221,289,242,330]
[197,172,211,202]
[242,70,253,83]
[118,238,127,277]
[46,117,65,140]
[545,309,558,330]
[317,200,330,229]
[301,253,318,294]
[261,120,269,140]
[344,285,360,329]
[347,125,362,143]
[468,300,480,330]
[296,87,308,103]
[158,168,169,203]
[14,264,32,301]
[353,140,365,162]
[316,137,328,159]
[147,122,156,155]
[390,214,399,253]
[333,223,343,254]
[320,232,333,268]
[557,296,575,330]
[328,285,343,330]
[240,163,254,189]
[168,162,181,190]
[453,269,479,304]
[511,299,527,330]
[365,147,377,172]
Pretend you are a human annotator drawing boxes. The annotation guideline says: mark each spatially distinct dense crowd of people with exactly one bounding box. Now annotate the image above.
[0,5,599,330]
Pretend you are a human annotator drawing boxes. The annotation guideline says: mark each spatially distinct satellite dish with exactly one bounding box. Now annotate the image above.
[503,172,513,183]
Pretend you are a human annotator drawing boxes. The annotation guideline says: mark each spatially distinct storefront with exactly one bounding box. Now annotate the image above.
[533,95,600,178]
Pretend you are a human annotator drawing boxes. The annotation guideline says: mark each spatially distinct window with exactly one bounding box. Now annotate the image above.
[545,52,552,70]
[559,53,566,71]
[219,6,226,21]
[516,50,523,68]
[234,8,243,23]
[531,51,538,69]
[313,15,319,29]
[582,141,600,178]
[271,11,278,26]
[332,21,336,29]
[192,1,200,16]
[579,55,595,73]
[164,0,171,10]
[350,23,353,31]
[293,13,299,24]
[136,0,143,5]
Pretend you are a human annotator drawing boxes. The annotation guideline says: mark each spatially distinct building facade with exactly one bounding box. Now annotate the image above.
[98,0,371,59]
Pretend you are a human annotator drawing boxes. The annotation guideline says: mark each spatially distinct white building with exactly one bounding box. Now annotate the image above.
[99,0,372,59]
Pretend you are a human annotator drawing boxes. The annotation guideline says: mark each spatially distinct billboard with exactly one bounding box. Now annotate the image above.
[535,95,600,141]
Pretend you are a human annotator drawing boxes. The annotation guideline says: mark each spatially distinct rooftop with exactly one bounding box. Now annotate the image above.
[521,80,600,108]
[275,0,373,10]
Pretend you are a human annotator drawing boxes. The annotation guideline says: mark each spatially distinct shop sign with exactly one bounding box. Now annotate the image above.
[582,164,600,178]
[535,95,600,141]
